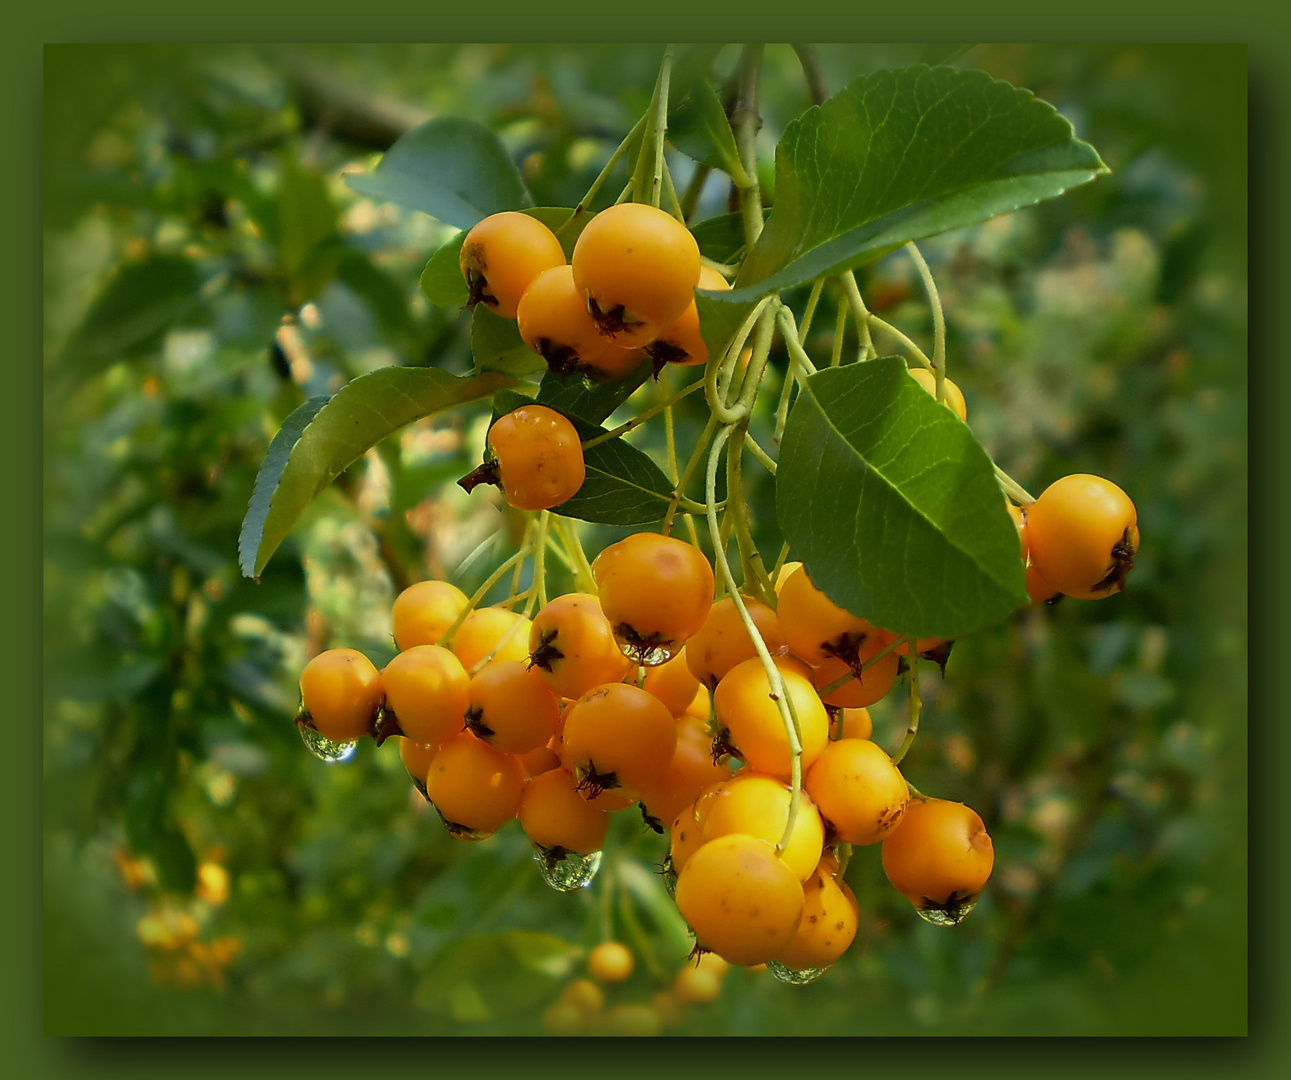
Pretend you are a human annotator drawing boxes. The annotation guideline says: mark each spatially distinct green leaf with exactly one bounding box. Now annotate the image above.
[730,65,1109,301]
[696,289,759,367]
[470,305,546,377]
[345,116,526,229]
[419,231,469,307]
[776,357,1028,639]
[669,75,744,177]
[239,367,518,577]
[690,212,750,265]
[491,393,674,527]
[58,255,203,375]
[561,429,675,527]
[536,363,649,426]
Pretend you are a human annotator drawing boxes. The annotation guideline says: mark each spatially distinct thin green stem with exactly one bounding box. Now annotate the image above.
[580,378,703,450]
[776,304,818,377]
[663,390,700,547]
[867,311,934,371]
[650,46,676,211]
[522,512,550,618]
[995,465,1037,506]
[770,541,791,588]
[662,413,718,537]
[830,294,847,367]
[835,841,853,878]
[906,241,947,406]
[790,43,830,106]
[556,115,646,238]
[555,517,597,594]
[661,159,685,221]
[772,364,797,446]
[541,532,577,578]
[743,430,777,475]
[817,634,904,697]
[703,297,773,424]
[705,426,803,857]
[799,278,826,340]
[453,529,503,580]
[441,545,530,647]
[840,272,876,360]
[730,304,778,414]
[892,640,922,766]
[726,424,775,605]
[733,45,766,248]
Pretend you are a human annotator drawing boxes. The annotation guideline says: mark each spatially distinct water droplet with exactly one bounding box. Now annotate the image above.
[298,723,358,763]
[914,893,979,926]
[767,959,831,985]
[535,846,602,891]
[613,628,677,667]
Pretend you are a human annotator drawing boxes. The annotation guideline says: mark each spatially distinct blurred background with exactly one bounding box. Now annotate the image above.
[42,43,1246,1035]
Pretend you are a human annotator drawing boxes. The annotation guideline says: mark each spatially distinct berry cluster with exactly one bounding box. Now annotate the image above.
[296,524,1035,979]
[294,199,1142,994]
[461,205,724,383]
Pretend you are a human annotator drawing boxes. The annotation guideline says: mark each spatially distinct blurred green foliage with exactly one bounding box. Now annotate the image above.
[43,43,1245,1035]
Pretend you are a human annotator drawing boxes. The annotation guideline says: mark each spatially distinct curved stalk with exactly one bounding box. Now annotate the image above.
[522,511,551,617]
[554,517,597,594]
[776,304,818,377]
[867,311,934,371]
[905,241,946,400]
[743,430,777,475]
[705,426,804,857]
[557,115,646,238]
[726,424,776,606]
[892,640,922,766]
[995,465,1037,506]
[732,44,766,247]
[441,545,530,647]
[581,378,703,450]
[649,46,676,211]
[663,391,701,547]
[662,413,718,537]
[840,272,876,360]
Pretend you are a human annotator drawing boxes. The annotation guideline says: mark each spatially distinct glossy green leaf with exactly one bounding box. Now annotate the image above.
[491,393,674,527]
[58,255,203,375]
[729,65,1109,301]
[345,116,526,229]
[776,357,1028,639]
[536,362,650,426]
[239,367,517,577]
[471,305,546,377]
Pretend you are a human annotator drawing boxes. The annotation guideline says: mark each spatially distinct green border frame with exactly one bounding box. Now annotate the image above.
[19,2,1273,1074]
